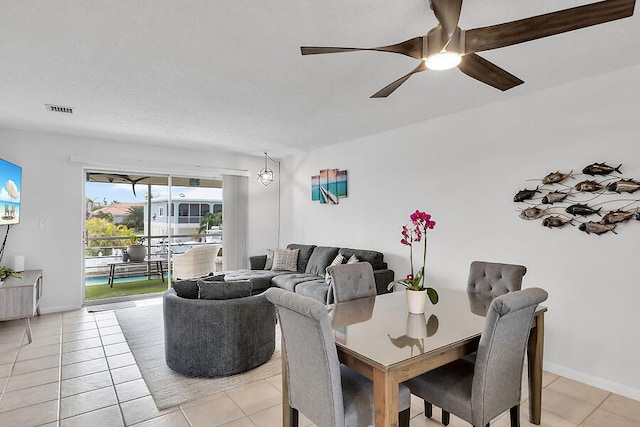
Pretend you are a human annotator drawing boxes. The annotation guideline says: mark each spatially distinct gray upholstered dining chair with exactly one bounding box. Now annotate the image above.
[326,262,377,304]
[405,287,548,427]
[265,287,411,427]
[467,261,527,297]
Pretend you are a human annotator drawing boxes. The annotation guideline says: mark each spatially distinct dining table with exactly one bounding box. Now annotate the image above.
[280,288,547,427]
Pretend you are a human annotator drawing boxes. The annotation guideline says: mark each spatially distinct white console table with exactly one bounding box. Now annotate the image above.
[0,270,42,343]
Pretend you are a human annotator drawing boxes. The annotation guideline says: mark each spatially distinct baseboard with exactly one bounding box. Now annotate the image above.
[39,303,82,314]
[544,362,640,400]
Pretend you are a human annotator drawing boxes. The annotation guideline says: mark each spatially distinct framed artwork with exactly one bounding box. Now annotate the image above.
[311,169,347,204]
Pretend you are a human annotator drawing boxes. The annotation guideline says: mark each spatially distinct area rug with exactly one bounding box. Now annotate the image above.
[115,303,281,409]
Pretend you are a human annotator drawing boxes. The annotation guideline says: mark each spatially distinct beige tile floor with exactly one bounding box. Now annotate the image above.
[1,298,639,427]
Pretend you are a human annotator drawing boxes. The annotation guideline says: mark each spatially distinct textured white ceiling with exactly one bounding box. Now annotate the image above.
[0,0,638,157]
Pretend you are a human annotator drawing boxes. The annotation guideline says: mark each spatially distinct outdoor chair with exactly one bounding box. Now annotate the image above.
[172,244,221,279]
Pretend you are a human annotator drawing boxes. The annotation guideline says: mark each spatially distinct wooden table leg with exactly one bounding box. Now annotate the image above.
[373,368,398,427]
[527,312,545,424]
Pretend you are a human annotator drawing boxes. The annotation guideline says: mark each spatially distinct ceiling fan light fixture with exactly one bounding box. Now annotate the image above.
[425,51,461,70]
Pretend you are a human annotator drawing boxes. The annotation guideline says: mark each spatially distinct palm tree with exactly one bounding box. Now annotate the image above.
[122,205,144,232]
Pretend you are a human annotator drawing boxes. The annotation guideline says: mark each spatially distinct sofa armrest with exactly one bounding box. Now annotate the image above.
[249,255,267,270]
[373,269,395,295]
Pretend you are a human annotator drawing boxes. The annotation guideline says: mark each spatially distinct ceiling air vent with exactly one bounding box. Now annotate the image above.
[45,104,74,114]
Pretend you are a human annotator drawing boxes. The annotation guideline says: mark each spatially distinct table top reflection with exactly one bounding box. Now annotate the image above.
[329,288,491,368]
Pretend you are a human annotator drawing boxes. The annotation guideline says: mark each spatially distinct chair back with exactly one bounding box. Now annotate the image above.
[467,261,527,297]
[172,244,221,279]
[471,287,548,426]
[326,262,377,303]
[265,288,345,427]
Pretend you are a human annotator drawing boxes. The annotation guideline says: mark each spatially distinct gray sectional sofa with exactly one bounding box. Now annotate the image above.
[223,244,395,304]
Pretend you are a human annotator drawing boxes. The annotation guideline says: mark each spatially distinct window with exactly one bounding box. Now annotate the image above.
[178,202,211,224]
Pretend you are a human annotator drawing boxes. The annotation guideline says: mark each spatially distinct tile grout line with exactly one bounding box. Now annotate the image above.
[576,391,612,426]
[100,309,129,426]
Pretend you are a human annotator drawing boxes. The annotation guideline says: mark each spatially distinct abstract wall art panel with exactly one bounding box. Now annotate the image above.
[311,169,347,204]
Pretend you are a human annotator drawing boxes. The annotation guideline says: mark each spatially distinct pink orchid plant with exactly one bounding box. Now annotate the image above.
[388,210,439,304]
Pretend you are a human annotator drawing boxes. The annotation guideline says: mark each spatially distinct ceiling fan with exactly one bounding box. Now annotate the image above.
[300,0,636,98]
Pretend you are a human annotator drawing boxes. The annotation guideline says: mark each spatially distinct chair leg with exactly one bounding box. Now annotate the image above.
[510,405,520,427]
[442,410,450,426]
[424,401,433,418]
[289,407,299,427]
[399,408,410,427]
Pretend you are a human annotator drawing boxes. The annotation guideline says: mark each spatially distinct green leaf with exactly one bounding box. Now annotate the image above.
[426,287,439,305]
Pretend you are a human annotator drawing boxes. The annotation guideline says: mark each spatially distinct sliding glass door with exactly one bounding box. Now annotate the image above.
[83,171,223,303]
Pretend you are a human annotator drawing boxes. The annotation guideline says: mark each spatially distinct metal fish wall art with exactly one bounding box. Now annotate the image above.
[514,162,640,236]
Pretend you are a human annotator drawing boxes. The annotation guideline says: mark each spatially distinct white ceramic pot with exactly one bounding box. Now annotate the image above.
[405,313,428,338]
[406,288,428,314]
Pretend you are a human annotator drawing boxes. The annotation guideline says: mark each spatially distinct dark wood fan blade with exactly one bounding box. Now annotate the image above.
[301,36,424,59]
[465,0,636,53]
[458,53,524,91]
[430,0,463,40]
[371,62,427,98]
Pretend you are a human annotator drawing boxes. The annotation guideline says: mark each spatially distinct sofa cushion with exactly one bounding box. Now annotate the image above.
[305,246,340,276]
[295,279,330,304]
[223,269,284,293]
[271,273,321,292]
[198,280,252,300]
[203,273,225,282]
[339,248,385,270]
[287,244,317,273]
[172,279,199,299]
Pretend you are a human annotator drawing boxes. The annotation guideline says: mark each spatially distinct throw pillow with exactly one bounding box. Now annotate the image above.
[346,254,360,264]
[325,254,345,284]
[264,249,274,270]
[173,279,198,299]
[271,248,299,271]
[197,280,252,300]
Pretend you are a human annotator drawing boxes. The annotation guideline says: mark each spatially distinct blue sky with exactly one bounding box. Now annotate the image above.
[0,158,21,203]
[85,182,222,205]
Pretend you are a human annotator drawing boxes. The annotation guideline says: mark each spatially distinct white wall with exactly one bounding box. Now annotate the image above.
[280,64,640,399]
[0,129,279,313]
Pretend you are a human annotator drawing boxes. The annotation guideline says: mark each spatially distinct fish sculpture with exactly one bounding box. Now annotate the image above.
[513,186,539,203]
[606,179,640,194]
[542,216,573,228]
[582,162,622,176]
[541,190,570,205]
[565,203,601,217]
[542,170,573,185]
[602,209,636,224]
[578,222,617,235]
[519,207,549,220]
[574,180,603,192]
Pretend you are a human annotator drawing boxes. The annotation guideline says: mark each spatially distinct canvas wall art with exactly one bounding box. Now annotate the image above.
[311,169,347,204]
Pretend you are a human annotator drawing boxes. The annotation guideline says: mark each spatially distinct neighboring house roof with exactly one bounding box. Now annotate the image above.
[95,202,144,217]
